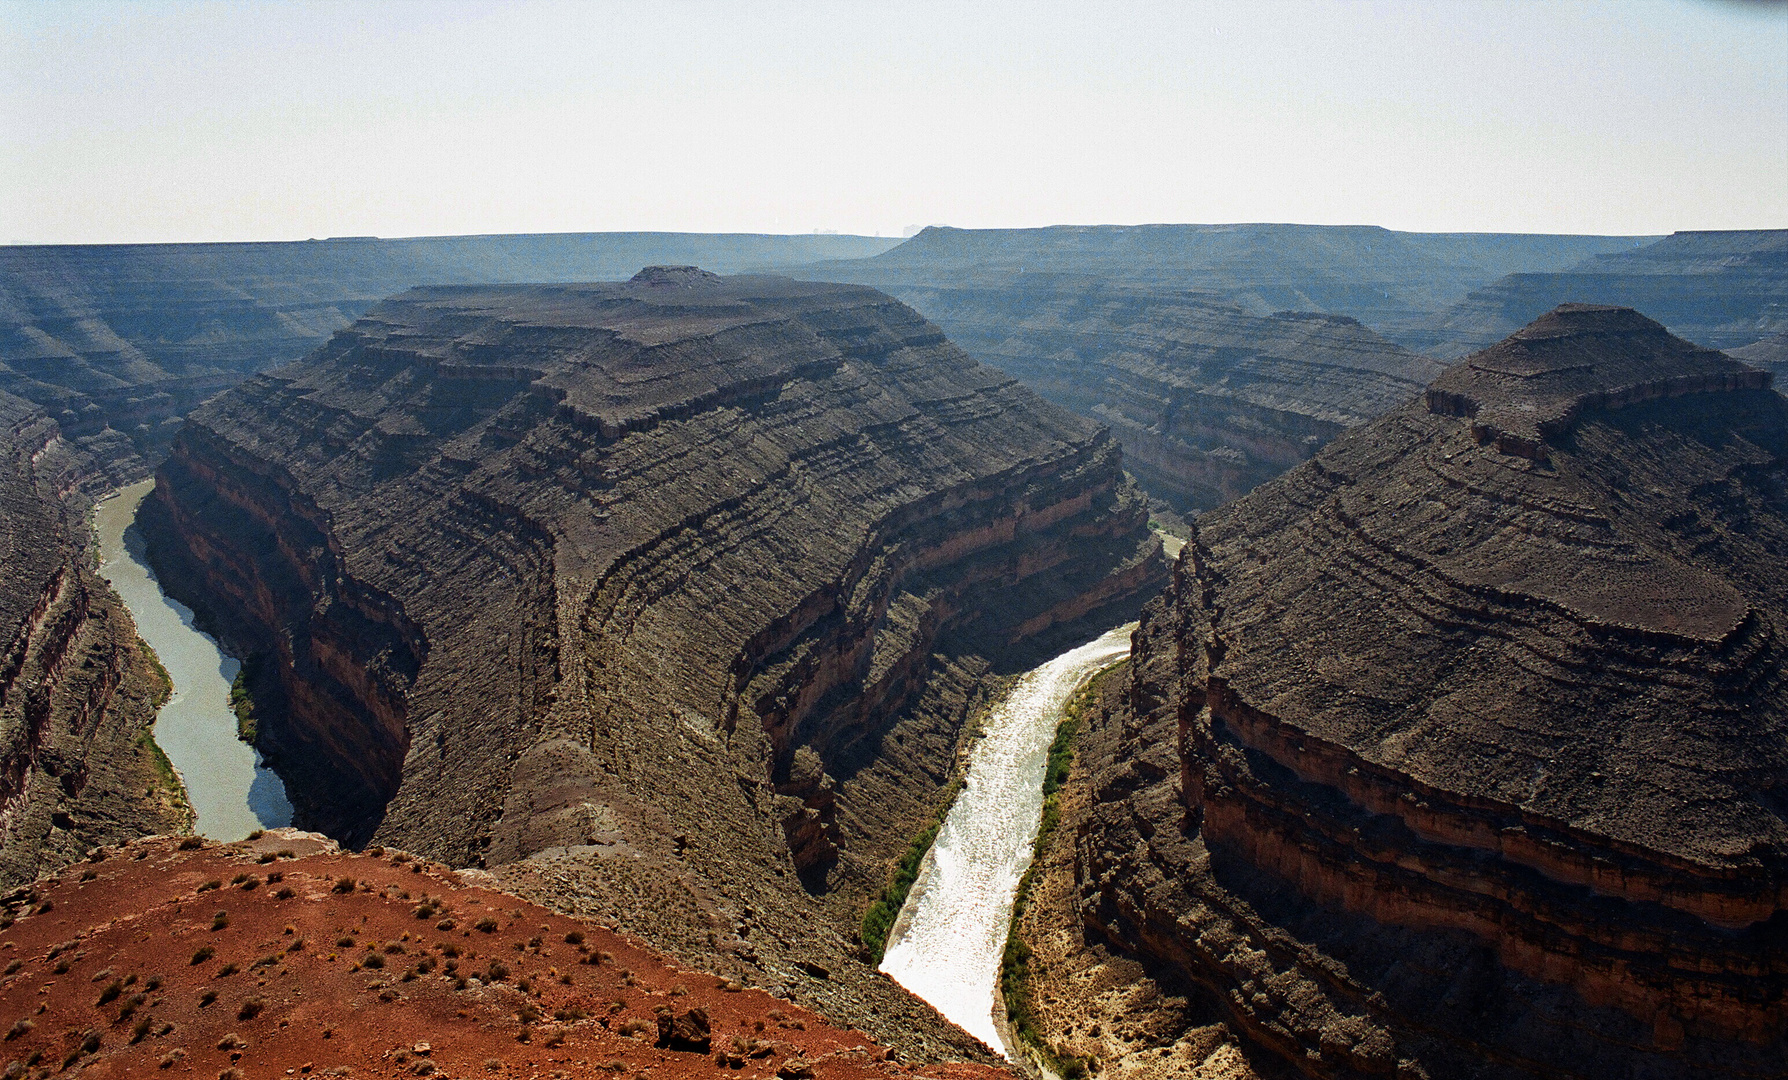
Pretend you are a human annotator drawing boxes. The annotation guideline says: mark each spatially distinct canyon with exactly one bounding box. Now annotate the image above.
[135,268,1167,1061]
[868,281,1444,513]
[0,390,190,888]
[1033,305,1785,1078]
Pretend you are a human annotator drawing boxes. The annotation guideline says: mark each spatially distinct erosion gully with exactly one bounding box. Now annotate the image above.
[94,479,292,839]
[880,622,1134,1062]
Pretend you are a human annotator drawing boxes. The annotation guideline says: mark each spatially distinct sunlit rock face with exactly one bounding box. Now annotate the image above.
[1080,306,1787,1078]
[142,269,1165,1059]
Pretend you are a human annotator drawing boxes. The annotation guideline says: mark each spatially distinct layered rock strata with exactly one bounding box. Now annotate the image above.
[876,281,1443,512]
[805,225,1653,339]
[1413,229,1788,358]
[1074,306,1787,1078]
[141,269,1166,1059]
[0,390,190,887]
[0,233,898,473]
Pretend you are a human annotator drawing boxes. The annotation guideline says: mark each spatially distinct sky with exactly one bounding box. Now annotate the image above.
[2,0,1784,244]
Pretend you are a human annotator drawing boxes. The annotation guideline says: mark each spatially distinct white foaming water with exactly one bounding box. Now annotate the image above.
[94,479,293,839]
[879,622,1135,1057]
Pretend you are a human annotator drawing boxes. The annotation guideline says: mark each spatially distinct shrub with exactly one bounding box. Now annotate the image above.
[178,837,203,851]
[198,880,220,893]
[331,876,355,894]
[190,946,214,965]
[198,990,217,1008]
[237,998,263,1021]
[563,930,584,945]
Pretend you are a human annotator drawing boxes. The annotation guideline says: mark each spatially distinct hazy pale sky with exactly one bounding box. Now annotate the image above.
[3,0,1784,244]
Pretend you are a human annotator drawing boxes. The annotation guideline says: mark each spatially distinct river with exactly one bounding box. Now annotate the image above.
[94,479,293,839]
[879,622,1135,1058]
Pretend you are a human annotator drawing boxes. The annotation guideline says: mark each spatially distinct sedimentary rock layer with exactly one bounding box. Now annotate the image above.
[1076,306,1787,1078]
[877,281,1443,511]
[805,225,1652,338]
[0,391,190,887]
[142,269,1166,1058]
[0,233,898,473]
[1413,230,1788,358]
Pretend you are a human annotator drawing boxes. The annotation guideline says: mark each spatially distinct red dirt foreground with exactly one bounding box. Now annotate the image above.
[0,830,1012,1080]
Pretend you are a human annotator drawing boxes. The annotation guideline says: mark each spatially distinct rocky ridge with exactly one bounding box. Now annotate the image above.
[878,280,1443,512]
[0,233,898,475]
[0,391,190,888]
[139,269,1167,1059]
[1069,307,1786,1077]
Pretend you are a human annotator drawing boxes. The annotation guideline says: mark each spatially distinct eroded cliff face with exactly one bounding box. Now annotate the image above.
[141,268,1166,1059]
[0,391,190,888]
[1068,307,1787,1078]
[879,281,1443,513]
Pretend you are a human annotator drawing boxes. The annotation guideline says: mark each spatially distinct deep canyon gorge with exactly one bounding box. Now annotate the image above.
[1,225,1785,1080]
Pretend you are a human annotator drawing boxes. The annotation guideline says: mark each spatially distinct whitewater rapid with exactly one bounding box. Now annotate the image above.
[94,479,292,839]
[879,622,1134,1057]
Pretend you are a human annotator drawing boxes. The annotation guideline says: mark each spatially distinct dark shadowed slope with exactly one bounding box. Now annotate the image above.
[139,269,1166,1060]
[1069,306,1785,1078]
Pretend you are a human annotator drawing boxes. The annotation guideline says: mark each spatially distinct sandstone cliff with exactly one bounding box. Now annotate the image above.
[0,390,190,888]
[878,280,1443,512]
[1068,306,1786,1078]
[140,269,1167,1059]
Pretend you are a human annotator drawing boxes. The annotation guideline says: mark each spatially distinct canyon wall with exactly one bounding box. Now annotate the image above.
[140,269,1167,1059]
[874,280,1443,512]
[0,233,898,474]
[0,391,190,887]
[1068,306,1786,1078]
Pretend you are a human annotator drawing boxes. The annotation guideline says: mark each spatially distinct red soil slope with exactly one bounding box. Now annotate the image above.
[0,831,1010,1080]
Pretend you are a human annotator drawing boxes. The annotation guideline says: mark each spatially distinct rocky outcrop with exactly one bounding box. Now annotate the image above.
[141,270,1166,1059]
[0,233,899,474]
[0,391,190,888]
[1411,230,1788,358]
[874,281,1443,512]
[1733,330,1788,391]
[1073,306,1787,1078]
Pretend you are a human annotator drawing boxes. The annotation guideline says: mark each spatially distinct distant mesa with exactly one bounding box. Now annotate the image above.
[1061,304,1787,1077]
